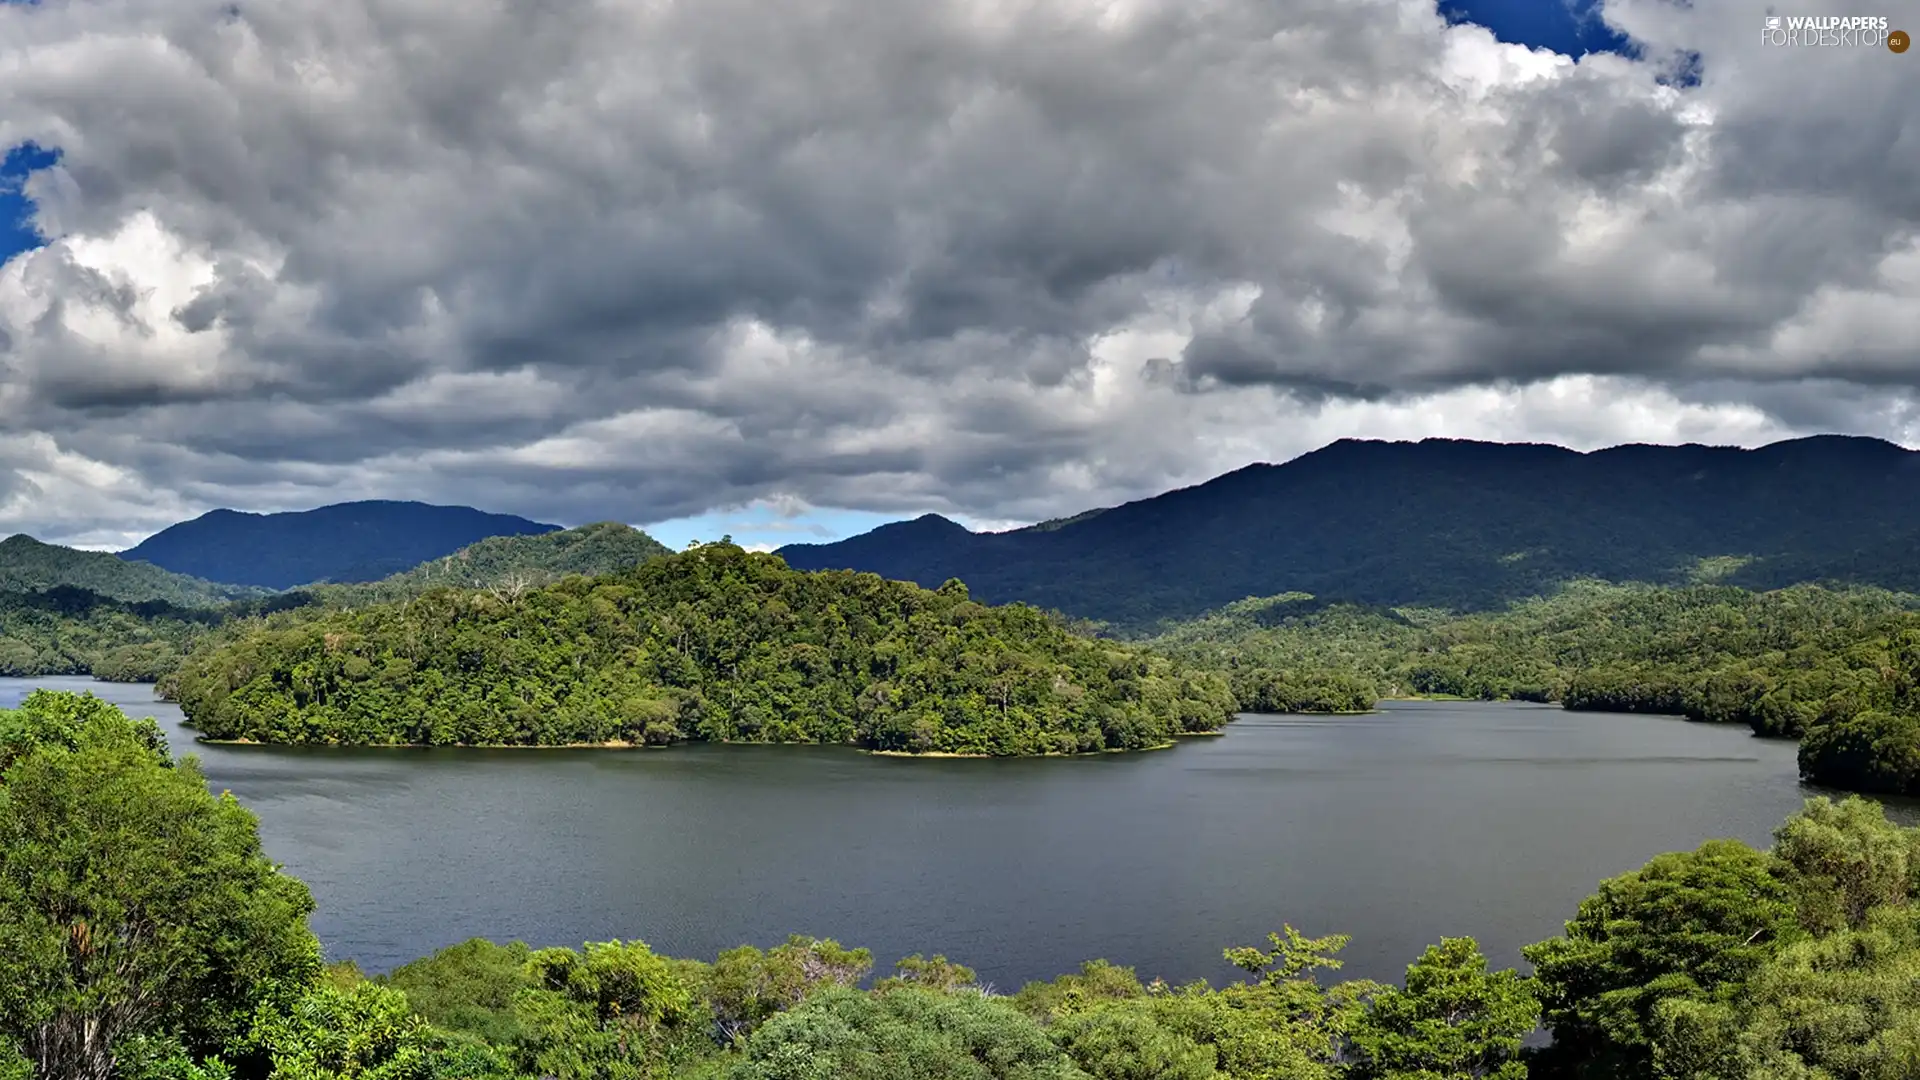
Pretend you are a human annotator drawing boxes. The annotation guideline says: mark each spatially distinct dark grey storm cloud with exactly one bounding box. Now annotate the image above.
[0,0,1916,546]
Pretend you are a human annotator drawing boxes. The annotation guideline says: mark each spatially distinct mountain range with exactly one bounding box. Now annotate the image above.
[1,512,667,621]
[121,500,561,589]
[779,435,1920,628]
[11,434,1920,628]
[0,521,676,681]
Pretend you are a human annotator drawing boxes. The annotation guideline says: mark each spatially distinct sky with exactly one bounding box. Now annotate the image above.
[0,0,1915,552]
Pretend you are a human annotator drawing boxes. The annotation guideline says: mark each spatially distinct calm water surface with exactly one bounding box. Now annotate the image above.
[5,676,1902,991]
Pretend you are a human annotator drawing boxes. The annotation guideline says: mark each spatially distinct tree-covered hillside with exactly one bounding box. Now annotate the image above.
[1147,581,1920,795]
[162,544,1236,754]
[0,533,264,607]
[0,587,223,682]
[307,521,672,606]
[1151,581,1920,708]
[781,435,1920,627]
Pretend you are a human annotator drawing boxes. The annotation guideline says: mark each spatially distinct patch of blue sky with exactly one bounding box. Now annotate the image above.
[642,505,916,552]
[1440,0,1632,58]
[0,142,58,266]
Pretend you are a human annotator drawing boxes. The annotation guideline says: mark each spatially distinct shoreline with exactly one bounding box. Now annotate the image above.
[195,727,1236,758]
[198,736,647,750]
[865,740,1188,759]
[1244,708,1379,715]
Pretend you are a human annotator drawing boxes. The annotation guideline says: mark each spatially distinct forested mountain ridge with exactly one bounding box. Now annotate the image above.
[0,533,265,606]
[779,434,1920,627]
[161,543,1236,754]
[305,521,673,606]
[122,500,562,589]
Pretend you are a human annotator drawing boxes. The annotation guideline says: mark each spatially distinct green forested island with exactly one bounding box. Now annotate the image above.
[162,543,1237,755]
[10,689,1920,1080]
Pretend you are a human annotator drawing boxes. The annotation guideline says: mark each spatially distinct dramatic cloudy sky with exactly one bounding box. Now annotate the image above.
[0,0,1916,550]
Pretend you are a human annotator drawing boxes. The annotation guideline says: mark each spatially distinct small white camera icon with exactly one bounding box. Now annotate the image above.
[1764,16,1780,29]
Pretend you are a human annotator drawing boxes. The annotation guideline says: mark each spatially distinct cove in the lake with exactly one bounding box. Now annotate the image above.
[3,675,1903,992]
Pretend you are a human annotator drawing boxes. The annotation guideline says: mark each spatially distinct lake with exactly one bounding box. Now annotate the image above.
[2,675,1895,992]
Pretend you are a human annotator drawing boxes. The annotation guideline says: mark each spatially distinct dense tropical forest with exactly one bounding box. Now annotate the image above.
[160,543,1237,755]
[1148,581,1920,795]
[0,587,222,681]
[9,688,1920,1080]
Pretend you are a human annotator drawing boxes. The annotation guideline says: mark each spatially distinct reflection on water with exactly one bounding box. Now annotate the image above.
[2,676,1890,991]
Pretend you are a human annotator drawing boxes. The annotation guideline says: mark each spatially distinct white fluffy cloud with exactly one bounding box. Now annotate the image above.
[0,0,1915,546]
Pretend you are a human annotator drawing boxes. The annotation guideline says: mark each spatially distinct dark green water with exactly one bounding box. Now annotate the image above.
[3,676,1890,992]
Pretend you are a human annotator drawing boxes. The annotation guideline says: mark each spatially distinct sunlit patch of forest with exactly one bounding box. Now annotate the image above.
[161,544,1238,756]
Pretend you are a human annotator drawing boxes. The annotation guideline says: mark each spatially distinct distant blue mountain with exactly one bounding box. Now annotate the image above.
[123,500,561,589]
[778,435,1920,628]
